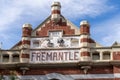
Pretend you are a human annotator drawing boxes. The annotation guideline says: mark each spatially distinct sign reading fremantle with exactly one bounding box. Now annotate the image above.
[30,50,80,63]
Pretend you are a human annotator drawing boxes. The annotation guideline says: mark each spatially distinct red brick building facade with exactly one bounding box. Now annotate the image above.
[0,2,120,80]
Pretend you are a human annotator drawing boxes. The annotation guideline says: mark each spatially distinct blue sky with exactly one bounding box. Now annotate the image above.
[0,0,120,49]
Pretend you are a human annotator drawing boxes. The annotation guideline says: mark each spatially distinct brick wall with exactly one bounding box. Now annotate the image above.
[0,66,114,75]
[113,66,120,73]
[36,20,75,36]
[113,51,120,60]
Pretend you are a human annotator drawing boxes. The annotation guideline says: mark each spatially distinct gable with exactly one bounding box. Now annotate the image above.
[32,15,80,37]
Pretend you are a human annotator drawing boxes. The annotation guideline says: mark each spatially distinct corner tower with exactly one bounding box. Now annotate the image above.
[80,20,91,61]
[21,24,32,62]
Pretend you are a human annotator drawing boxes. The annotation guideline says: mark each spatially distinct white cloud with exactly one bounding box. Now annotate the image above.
[0,0,116,49]
[92,13,120,46]
[0,0,114,30]
[59,0,114,19]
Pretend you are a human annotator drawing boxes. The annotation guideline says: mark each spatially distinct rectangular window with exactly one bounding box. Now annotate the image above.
[12,55,19,62]
[3,55,9,62]
[103,53,110,60]
[33,40,39,47]
[92,53,100,60]
[71,38,79,47]
[49,31,62,38]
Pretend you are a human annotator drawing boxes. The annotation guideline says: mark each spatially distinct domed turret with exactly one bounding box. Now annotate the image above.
[80,20,90,35]
[22,23,32,37]
[80,20,89,26]
[22,23,32,28]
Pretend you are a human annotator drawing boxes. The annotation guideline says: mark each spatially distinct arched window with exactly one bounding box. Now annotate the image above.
[3,54,9,62]
[12,54,20,62]
[103,51,111,60]
[92,51,100,60]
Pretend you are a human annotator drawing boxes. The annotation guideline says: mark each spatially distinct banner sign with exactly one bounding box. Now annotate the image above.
[30,50,80,63]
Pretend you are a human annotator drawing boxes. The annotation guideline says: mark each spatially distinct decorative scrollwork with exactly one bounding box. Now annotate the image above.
[57,38,64,47]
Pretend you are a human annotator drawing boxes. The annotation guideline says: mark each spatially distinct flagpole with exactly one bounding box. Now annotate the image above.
[0,42,2,50]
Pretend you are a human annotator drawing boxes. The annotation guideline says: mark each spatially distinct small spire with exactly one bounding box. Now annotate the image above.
[112,41,120,46]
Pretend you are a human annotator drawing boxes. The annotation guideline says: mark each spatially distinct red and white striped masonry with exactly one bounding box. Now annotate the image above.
[21,23,32,62]
[80,20,91,61]
[51,2,61,23]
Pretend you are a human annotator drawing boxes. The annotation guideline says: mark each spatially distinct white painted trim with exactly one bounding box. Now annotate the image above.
[80,43,90,47]
[69,74,114,79]
[114,73,120,77]
[52,7,60,11]
[81,56,91,61]
[80,48,90,52]
[22,37,30,40]
[80,35,90,39]
[3,73,120,80]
